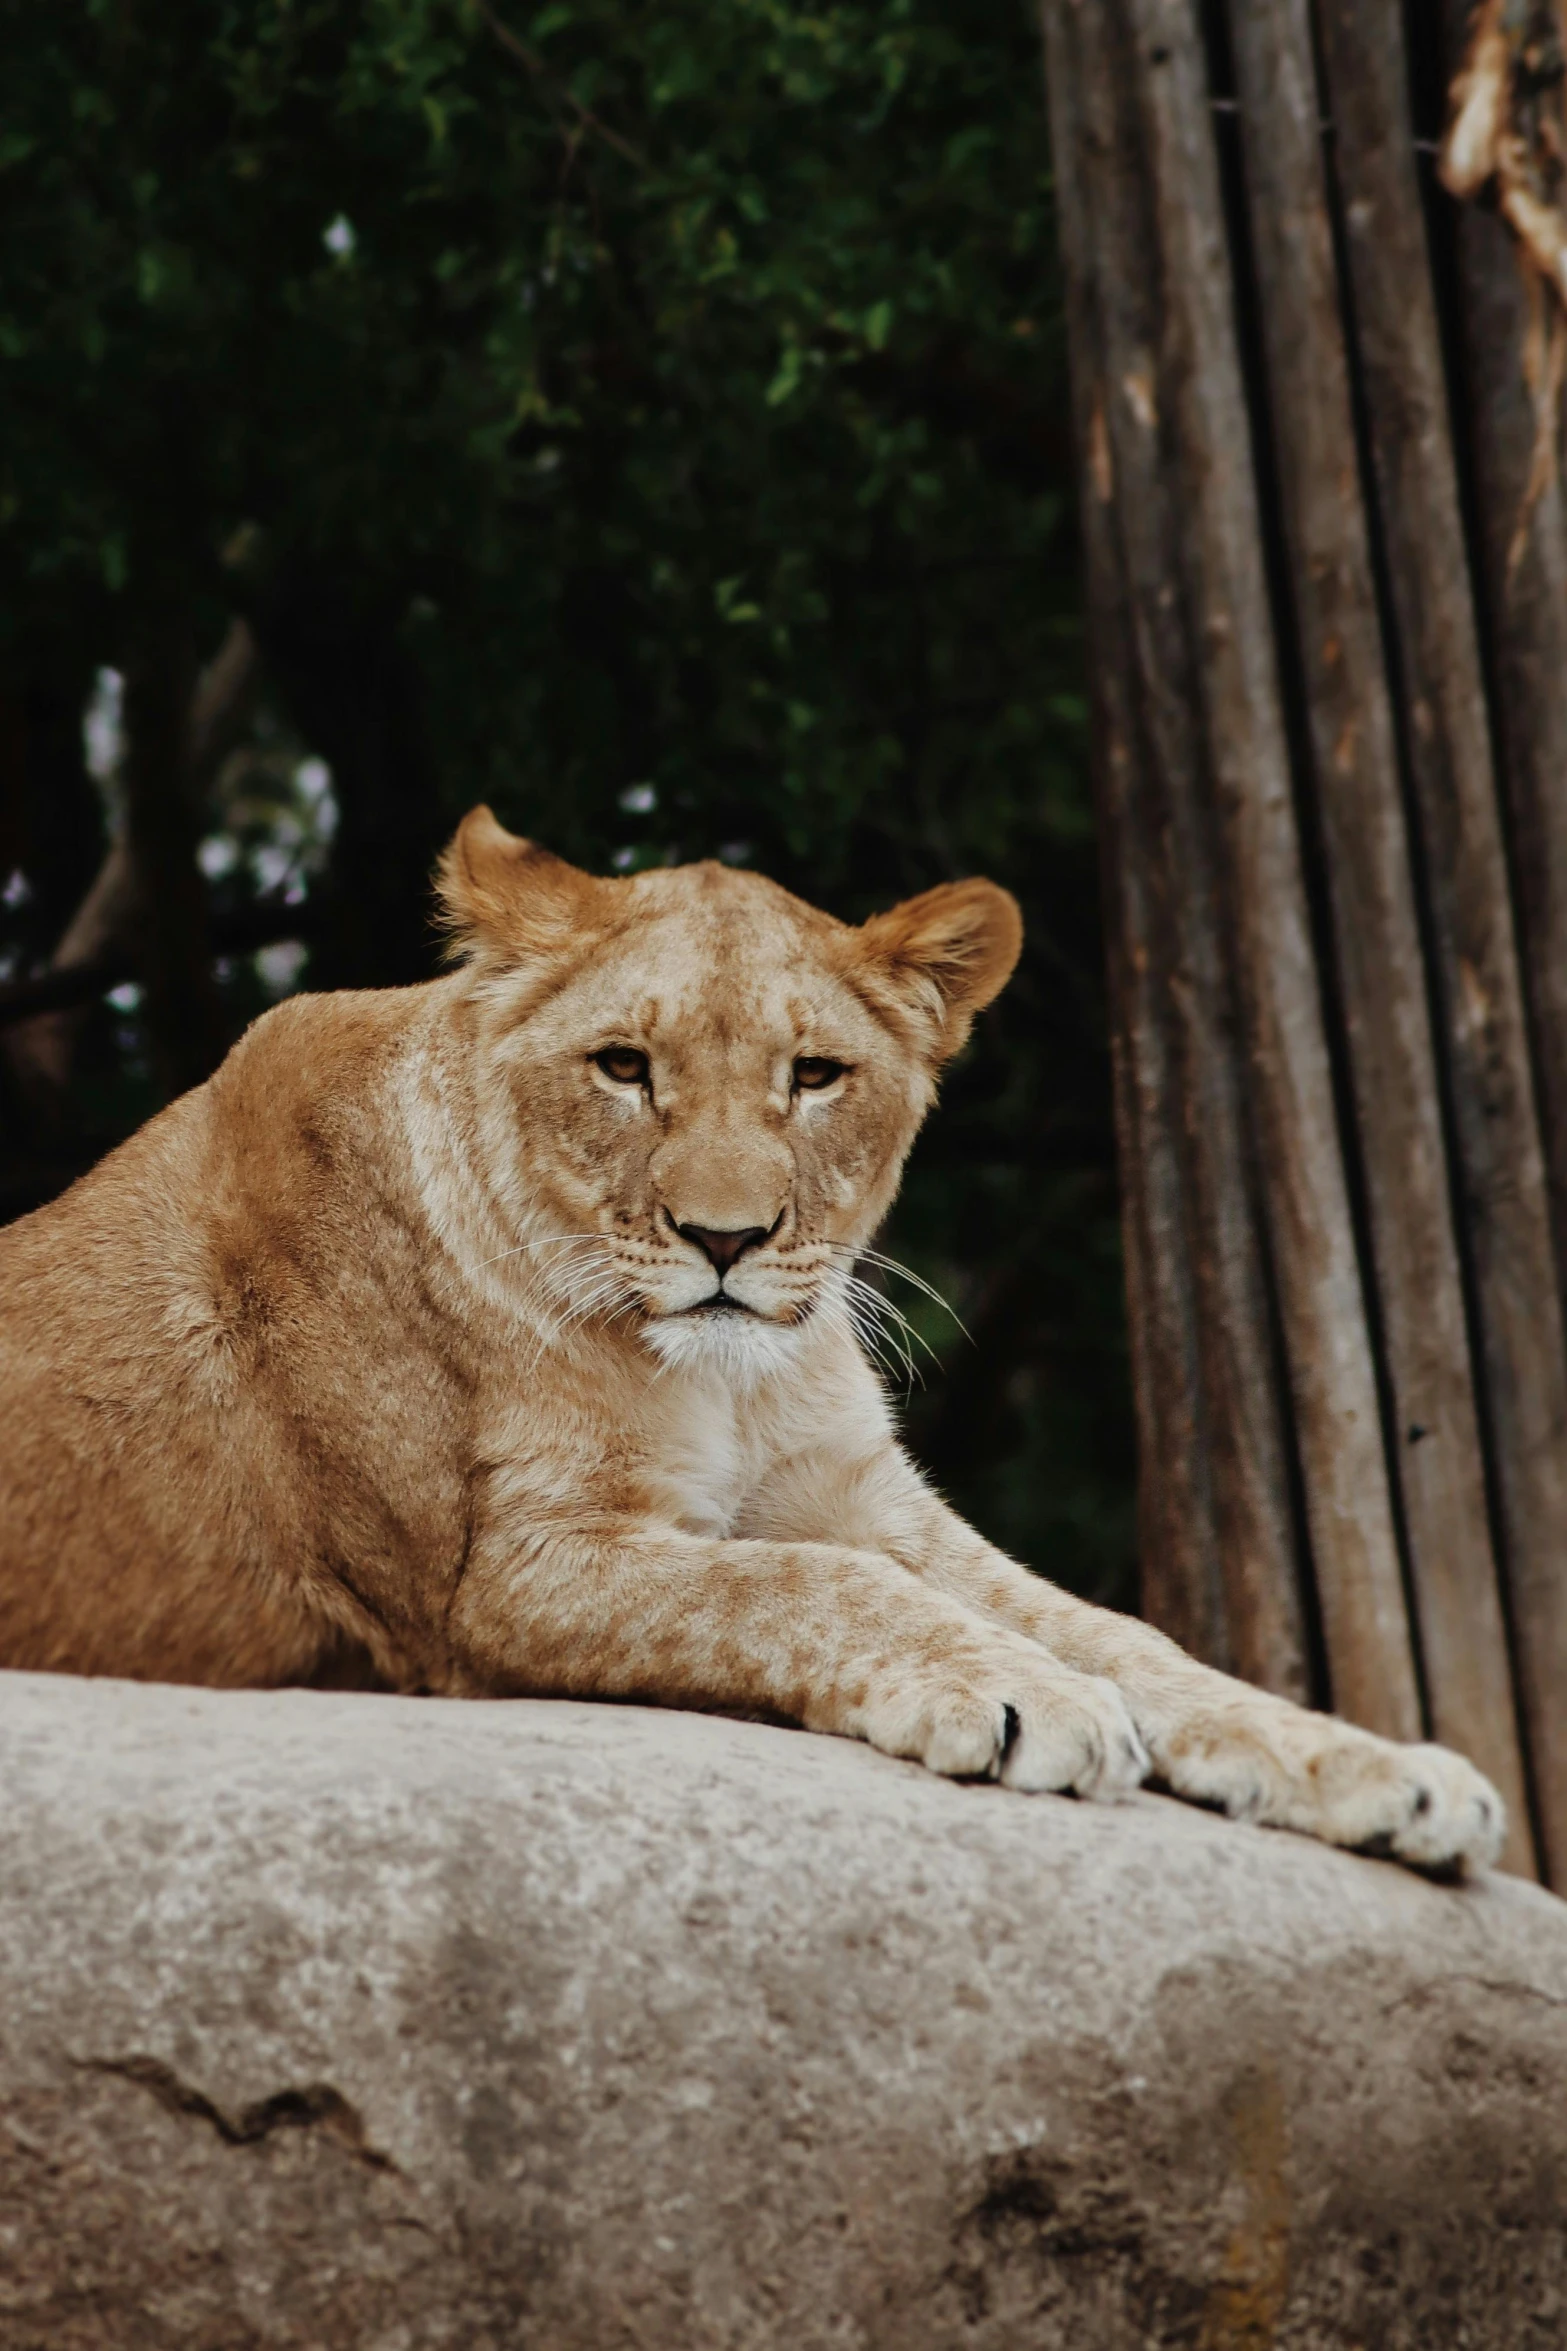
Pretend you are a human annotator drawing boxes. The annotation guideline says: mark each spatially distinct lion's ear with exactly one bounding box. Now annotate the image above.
[854,878,1023,1061]
[435,806,601,965]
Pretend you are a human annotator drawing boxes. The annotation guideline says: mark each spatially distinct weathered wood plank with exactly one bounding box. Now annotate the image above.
[1115,0,1419,1737]
[1047,0,1207,1662]
[1314,0,1567,1882]
[1454,227,1567,1290]
[1436,2,1567,1302]
[1226,0,1535,1867]
[1046,0,1313,1697]
[1045,0,1421,1717]
[1097,622,1233,1673]
[1081,66,1311,1691]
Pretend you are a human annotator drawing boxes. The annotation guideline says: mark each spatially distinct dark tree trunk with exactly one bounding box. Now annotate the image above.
[0,672,106,959]
[247,571,446,994]
[119,610,228,1102]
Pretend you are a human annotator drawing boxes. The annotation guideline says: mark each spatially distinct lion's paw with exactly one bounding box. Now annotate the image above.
[851,1647,1150,1801]
[1152,1709,1505,1874]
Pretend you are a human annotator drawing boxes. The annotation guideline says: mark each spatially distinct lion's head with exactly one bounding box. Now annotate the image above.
[435,807,1021,1378]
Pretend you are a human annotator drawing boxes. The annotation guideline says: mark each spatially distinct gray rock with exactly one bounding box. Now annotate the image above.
[1,1671,1565,2348]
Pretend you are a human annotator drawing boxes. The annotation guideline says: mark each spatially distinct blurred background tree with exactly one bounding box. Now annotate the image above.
[0,0,1132,1603]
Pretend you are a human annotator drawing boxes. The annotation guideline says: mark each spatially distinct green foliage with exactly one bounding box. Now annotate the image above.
[0,0,1134,1602]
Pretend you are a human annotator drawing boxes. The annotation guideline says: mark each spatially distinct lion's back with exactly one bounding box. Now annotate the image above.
[0,982,445,1684]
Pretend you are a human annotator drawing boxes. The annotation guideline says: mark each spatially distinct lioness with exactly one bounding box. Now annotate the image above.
[0,809,1502,1871]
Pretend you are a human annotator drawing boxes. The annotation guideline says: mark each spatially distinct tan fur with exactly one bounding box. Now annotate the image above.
[0,810,1502,1871]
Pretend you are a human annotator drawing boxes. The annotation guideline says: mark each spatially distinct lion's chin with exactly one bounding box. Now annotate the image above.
[641,1308,805,1387]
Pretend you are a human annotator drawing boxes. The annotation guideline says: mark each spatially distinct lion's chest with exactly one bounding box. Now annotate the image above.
[638,1380,760,1539]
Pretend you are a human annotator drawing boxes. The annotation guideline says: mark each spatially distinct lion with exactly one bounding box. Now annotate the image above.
[0,808,1502,1872]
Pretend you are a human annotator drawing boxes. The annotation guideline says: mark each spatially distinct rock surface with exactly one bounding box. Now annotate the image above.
[1,1671,1566,2348]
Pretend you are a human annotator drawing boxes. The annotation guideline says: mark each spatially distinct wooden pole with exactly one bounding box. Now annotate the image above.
[1449,204,1567,1290]
[1129,0,1421,1738]
[1437,0,1567,1318]
[1049,11,1309,1692]
[1040,0,1567,1879]
[1042,0,1424,1733]
[1225,0,1536,1868]
[1431,0,1567,1881]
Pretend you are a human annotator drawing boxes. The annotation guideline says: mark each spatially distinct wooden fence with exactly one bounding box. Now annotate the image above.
[1040,0,1567,1883]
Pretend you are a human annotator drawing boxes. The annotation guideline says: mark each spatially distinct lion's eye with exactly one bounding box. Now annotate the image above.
[594,1047,650,1087]
[793,1056,848,1092]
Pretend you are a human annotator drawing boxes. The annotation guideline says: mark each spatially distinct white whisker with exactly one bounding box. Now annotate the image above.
[477,1231,615,1271]
[819,1271,918,1393]
[839,1271,938,1377]
[829,1242,970,1344]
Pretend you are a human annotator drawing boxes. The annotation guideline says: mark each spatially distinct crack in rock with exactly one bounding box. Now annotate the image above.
[1380,1972,1567,2016]
[76,2053,402,2174]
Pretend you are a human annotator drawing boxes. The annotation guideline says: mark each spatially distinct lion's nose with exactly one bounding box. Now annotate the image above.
[677,1223,771,1276]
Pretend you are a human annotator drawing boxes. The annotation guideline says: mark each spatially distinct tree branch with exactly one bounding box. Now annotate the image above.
[476,2,645,169]
[0,897,318,1029]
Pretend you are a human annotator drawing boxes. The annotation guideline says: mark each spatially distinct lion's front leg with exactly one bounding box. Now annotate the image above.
[845,1460,1506,1872]
[1118,1658,1506,1873]
[994,1565,1503,1871]
[1003,1579,1501,1869]
[440,1520,1150,1801]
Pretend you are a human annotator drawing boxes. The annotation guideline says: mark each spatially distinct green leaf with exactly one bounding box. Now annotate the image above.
[765,343,805,407]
